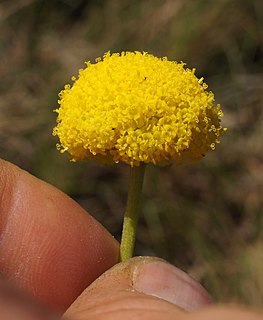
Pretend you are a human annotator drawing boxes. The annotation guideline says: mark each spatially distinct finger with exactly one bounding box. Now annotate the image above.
[0,277,59,320]
[64,256,212,320]
[184,306,263,320]
[0,159,119,312]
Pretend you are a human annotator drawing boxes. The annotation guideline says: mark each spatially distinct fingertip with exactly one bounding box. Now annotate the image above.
[65,257,211,319]
[0,159,119,311]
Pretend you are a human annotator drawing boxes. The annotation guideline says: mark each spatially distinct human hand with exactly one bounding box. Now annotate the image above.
[0,159,261,319]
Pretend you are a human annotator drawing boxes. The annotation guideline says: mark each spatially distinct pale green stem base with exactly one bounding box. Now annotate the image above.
[120,164,146,262]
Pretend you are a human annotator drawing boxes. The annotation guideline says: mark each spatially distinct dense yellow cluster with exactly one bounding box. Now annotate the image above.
[53,51,226,166]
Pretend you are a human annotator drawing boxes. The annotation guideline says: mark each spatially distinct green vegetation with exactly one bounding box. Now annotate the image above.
[0,0,262,307]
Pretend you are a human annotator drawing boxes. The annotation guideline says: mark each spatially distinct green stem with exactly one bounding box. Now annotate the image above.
[120,164,146,262]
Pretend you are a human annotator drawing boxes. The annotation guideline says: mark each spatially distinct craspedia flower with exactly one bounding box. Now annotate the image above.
[53,51,226,166]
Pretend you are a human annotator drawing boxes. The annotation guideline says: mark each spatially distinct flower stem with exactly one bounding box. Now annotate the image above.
[120,164,146,262]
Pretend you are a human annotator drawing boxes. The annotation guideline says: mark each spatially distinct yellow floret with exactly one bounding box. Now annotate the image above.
[53,51,226,166]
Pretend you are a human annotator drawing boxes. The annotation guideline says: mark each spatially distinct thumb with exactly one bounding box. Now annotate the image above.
[64,257,212,320]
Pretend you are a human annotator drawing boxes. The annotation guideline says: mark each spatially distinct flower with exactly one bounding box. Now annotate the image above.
[53,51,226,166]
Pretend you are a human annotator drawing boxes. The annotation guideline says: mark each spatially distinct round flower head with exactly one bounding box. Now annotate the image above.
[53,51,225,166]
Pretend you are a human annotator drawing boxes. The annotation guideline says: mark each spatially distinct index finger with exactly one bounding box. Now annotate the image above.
[0,159,119,312]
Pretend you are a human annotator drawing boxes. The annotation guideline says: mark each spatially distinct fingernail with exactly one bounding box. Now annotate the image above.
[132,259,212,311]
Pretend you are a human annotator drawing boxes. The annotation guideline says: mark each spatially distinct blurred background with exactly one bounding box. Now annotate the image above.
[0,0,263,308]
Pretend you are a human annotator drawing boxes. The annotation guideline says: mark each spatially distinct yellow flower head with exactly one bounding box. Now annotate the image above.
[53,51,226,166]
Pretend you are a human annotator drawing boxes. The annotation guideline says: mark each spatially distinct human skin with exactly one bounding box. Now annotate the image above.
[0,159,262,319]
